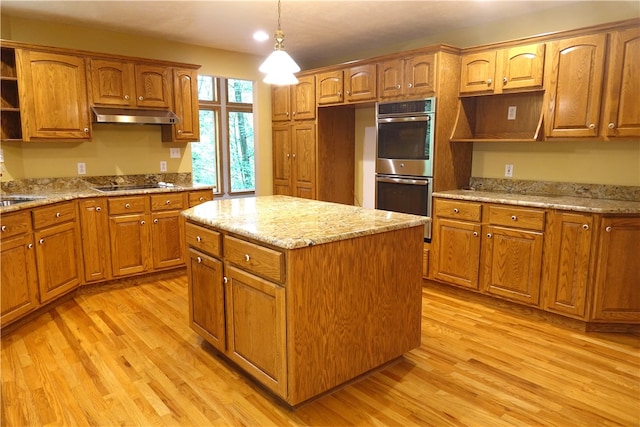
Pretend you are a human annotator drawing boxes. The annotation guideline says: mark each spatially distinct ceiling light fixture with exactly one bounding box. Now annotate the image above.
[259,0,300,86]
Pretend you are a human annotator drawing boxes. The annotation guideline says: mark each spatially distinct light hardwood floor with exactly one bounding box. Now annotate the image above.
[2,275,639,426]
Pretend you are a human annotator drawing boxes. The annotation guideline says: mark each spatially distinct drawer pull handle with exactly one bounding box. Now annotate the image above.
[125,203,131,209]
[56,212,61,218]
[153,219,159,224]
[166,200,171,205]
[28,243,33,249]
[39,238,45,245]
[486,233,492,239]
[244,254,251,262]
[1,225,6,232]
[453,208,459,214]
[223,276,228,284]
[582,224,589,230]
[473,231,478,237]
[96,207,102,212]
[605,226,612,232]
[199,197,205,202]
[197,256,202,263]
[511,215,517,221]
[196,236,202,242]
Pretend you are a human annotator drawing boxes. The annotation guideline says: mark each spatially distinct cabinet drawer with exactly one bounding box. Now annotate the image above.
[189,190,213,207]
[0,210,32,238]
[150,193,185,211]
[488,205,545,231]
[435,199,482,222]
[185,222,221,257]
[224,235,284,284]
[32,201,76,229]
[108,196,147,215]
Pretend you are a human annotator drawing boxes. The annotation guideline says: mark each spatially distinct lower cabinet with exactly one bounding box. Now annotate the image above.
[150,193,186,269]
[108,195,151,277]
[78,198,111,282]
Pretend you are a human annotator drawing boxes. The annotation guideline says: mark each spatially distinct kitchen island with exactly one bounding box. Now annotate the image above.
[181,195,429,406]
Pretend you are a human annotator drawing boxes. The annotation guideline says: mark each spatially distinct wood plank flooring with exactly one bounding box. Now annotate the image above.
[2,275,639,426]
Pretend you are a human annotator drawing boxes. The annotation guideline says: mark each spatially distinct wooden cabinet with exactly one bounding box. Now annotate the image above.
[90,60,172,109]
[1,47,22,141]
[162,68,200,142]
[78,198,111,283]
[272,75,315,121]
[150,193,186,269]
[188,189,214,207]
[459,43,545,94]
[272,122,316,199]
[316,70,344,105]
[344,64,377,102]
[591,216,640,321]
[542,212,594,319]
[545,34,607,138]
[602,27,640,138]
[431,199,482,290]
[32,201,82,303]
[1,211,38,326]
[108,195,151,277]
[16,50,91,141]
[378,53,436,98]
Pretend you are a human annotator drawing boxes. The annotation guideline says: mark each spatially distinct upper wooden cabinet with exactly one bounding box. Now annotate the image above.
[272,75,315,121]
[90,59,172,109]
[545,34,607,138]
[316,64,377,105]
[162,68,200,142]
[459,43,545,95]
[316,70,344,105]
[379,53,436,98]
[16,50,92,141]
[602,27,640,138]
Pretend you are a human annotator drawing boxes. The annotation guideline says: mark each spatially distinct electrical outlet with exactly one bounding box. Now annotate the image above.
[170,147,180,158]
[160,161,167,172]
[507,106,517,120]
[77,162,86,175]
[0,148,4,163]
[505,164,514,178]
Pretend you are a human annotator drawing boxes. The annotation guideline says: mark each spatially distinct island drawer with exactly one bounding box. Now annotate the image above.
[151,193,186,211]
[186,222,221,257]
[108,196,147,215]
[32,201,76,229]
[189,190,214,207]
[487,205,545,231]
[224,235,284,284]
[1,210,32,238]
[434,199,482,222]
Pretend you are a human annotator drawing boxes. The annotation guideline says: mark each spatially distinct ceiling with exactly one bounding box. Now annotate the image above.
[0,1,621,69]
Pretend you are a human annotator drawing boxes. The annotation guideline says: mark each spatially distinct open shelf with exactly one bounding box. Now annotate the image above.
[1,47,22,141]
[450,91,544,142]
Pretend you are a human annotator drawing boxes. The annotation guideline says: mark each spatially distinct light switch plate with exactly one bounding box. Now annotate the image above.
[170,148,180,158]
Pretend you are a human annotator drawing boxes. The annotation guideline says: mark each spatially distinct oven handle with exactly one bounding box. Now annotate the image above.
[376,176,430,186]
[377,115,431,123]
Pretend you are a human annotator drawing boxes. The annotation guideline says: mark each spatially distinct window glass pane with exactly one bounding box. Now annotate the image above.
[227,79,253,103]
[228,111,255,192]
[197,75,216,101]
[192,110,219,188]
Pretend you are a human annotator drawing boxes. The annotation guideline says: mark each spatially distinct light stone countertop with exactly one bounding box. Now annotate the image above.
[181,195,430,250]
[433,190,640,214]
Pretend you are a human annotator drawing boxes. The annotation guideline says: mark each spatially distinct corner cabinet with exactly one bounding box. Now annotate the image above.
[16,50,92,141]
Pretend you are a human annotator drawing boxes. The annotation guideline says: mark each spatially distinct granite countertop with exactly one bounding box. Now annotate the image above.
[433,189,640,214]
[182,195,430,250]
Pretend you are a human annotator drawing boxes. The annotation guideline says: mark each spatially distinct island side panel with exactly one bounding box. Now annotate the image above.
[286,225,423,405]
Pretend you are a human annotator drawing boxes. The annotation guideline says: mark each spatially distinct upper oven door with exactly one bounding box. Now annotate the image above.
[376,115,434,176]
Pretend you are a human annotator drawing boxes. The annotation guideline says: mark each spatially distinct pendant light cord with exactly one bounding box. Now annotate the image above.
[277,0,282,31]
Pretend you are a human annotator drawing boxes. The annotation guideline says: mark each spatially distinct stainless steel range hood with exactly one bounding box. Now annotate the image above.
[92,107,180,125]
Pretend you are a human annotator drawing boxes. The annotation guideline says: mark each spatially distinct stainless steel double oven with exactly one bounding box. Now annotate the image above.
[375,98,435,240]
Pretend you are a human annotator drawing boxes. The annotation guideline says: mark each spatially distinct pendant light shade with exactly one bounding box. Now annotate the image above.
[259,1,300,85]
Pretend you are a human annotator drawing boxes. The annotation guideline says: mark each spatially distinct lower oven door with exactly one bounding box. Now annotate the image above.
[375,174,432,240]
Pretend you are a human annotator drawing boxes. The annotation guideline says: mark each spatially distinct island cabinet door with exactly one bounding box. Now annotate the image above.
[224,264,287,399]
[187,249,226,352]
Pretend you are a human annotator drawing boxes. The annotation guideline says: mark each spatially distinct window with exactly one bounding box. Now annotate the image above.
[192,75,255,196]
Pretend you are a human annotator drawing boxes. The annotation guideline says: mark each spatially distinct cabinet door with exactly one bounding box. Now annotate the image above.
[345,64,377,102]
[591,217,640,321]
[272,124,292,196]
[292,122,316,199]
[34,221,81,303]
[404,53,436,96]
[378,59,403,98]
[543,212,593,318]
[109,213,151,277]
[271,85,291,121]
[89,59,136,106]
[78,198,111,283]
[500,43,545,92]
[292,75,315,120]
[225,265,286,398]
[432,218,481,289]
[17,50,91,140]
[171,68,200,141]
[187,249,226,351]
[482,225,543,306]
[603,27,640,138]
[546,34,607,138]
[151,210,185,269]
[316,70,343,104]
[134,64,171,108]
[460,51,496,94]
[1,234,39,326]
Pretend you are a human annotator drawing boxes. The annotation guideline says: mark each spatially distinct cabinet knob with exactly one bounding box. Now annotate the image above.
[223,276,228,284]
[166,200,171,205]
[1,225,6,232]
[96,207,102,212]
[196,236,202,242]
[511,215,517,221]
[588,123,596,129]
[605,226,612,232]
[153,219,159,224]
[199,197,205,202]
[503,77,508,84]
[140,220,146,225]
[244,254,251,262]
[453,208,459,214]
[124,95,130,100]
[396,84,401,89]
[338,91,342,97]
[582,224,589,230]
[287,153,290,159]
[39,238,45,245]
[28,243,33,249]
[407,83,413,88]
[177,129,183,134]
[486,78,492,86]
[197,256,202,263]
[125,203,131,209]
[346,90,351,95]
[84,128,90,133]
[486,233,492,239]
[138,96,144,101]
[292,153,296,159]
[56,212,61,218]
[608,122,615,129]
[292,111,296,116]
[473,231,478,237]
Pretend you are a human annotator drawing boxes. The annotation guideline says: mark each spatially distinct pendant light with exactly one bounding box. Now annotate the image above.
[259,0,300,85]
